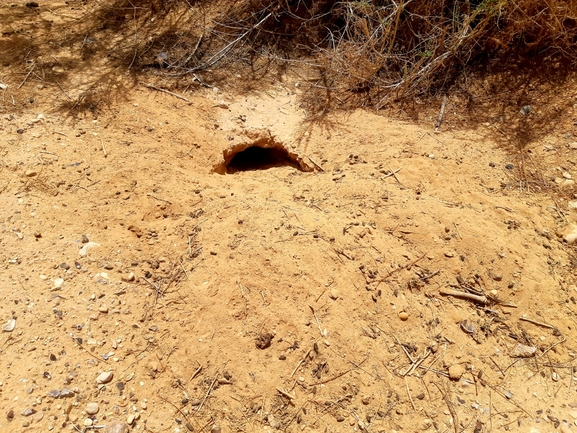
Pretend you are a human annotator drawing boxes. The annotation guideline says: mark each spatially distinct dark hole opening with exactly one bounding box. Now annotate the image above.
[226,146,299,173]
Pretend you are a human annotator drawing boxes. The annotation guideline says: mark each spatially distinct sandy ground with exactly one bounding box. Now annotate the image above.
[2,2,577,433]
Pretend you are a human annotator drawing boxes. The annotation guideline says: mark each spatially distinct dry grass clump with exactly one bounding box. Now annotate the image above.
[133,0,577,107]
[6,0,575,112]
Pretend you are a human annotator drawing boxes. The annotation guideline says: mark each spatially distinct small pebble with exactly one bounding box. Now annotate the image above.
[33,411,44,423]
[127,414,135,425]
[2,319,16,332]
[60,388,74,397]
[399,312,409,321]
[105,420,130,433]
[25,169,38,177]
[79,241,100,256]
[122,272,135,282]
[565,229,577,245]
[96,371,114,384]
[511,343,537,358]
[22,408,36,417]
[99,306,109,314]
[520,105,532,115]
[53,278,64,289]
[84,418,93,427]
[86,402,99,415]
[140,401,147,410]
[210,426,221,433]
[328,289,339,300]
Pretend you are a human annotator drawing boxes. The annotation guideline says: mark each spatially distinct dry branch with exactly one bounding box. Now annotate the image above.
[144,83,192,102]
[439,287,488,305]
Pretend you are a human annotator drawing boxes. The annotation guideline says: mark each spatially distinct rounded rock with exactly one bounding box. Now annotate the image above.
[122,272,135,282]
[105,420,130,433]
[86,403,99,415]
[84,418,93,427]
[399,312,409,321]
[566,232,577,245]
[96,371,113,384]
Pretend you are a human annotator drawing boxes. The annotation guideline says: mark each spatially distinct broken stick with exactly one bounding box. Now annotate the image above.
[439,287,488,305]
[144,83,192,103]
[435,95,447,131]
[519,316,556,330]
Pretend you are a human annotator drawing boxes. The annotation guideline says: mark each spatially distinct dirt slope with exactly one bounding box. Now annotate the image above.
[1,2,577,433]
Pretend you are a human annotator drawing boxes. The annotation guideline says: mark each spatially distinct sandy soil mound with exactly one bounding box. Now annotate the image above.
[1,3,577,433]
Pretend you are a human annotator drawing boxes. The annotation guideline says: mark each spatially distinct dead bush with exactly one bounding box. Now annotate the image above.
[143,0,577,107]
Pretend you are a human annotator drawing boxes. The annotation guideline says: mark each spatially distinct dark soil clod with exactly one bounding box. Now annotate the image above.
[255,332,274,349]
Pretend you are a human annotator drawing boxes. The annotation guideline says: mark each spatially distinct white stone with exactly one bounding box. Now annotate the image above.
[86,403,99,415]
[511,343,537,358]
[2,319,16,332]
[96,371,113,384]
[79,242,100,257]
[565,229,577,245]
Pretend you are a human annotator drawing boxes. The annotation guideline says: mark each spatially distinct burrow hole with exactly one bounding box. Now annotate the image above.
[224,145,301,173]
